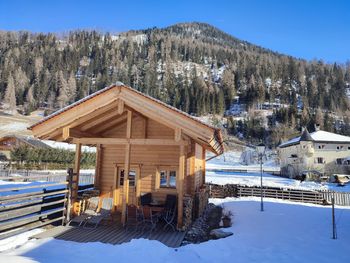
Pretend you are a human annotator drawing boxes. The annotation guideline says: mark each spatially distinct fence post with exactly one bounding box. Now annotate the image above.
[332,196,337,239]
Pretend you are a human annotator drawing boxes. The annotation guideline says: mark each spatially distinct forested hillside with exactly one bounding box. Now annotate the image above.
[0,22,349,145]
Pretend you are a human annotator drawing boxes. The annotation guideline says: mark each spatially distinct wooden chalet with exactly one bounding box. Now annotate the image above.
[28,83,224,229]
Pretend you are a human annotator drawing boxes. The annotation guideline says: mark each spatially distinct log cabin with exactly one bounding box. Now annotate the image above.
[28,83,224,229]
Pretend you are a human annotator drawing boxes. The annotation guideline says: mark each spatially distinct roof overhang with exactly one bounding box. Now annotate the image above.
[29,84,224,155]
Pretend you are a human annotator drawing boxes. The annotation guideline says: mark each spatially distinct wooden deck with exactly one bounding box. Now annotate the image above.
[32,224,186,248]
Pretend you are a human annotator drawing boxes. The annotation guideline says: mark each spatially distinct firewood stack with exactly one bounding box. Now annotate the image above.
[182,195,194,230]
[195,186,209,217]
[206,183,238,198]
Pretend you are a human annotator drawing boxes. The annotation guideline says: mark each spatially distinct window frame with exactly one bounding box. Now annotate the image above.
[156,166,178,190]
[315,157,325,164]
[118,168,137,187]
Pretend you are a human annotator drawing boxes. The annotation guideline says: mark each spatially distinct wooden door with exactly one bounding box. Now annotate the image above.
[114,166,140,209]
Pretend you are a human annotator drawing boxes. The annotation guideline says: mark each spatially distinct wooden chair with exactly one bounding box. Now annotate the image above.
[162,195,177,231]
[69,197,99,227]
[141,206,160,232]
[125,205,142,231]
[83,198,113,228]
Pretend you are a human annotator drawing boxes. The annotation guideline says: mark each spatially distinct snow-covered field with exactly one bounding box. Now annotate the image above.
[206,150,279,171]
[1,198,349,263]
[207,150,350,192]
[206,170,350,192]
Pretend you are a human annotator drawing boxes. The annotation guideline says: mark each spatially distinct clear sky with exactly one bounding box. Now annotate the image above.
[0,0,349,63]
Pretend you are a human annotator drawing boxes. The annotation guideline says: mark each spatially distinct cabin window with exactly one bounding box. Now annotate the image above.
[348,146,350,150]
[318,145,325,149]
[119,169,136,187]
[337,146,343,150]
[159,170,176,188]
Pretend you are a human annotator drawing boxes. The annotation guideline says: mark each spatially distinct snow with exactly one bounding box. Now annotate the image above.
[206,151,350,192]
[206,150,279,171]
[206,170,331,190]
[42,140,96,152]
[0,229,43,253]
[1,198,349,263]
[280,130,350,147]
[0,122,28,132]
[311,130,350,142]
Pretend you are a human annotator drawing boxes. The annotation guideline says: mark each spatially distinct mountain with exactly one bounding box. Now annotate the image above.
[0,22,349,145]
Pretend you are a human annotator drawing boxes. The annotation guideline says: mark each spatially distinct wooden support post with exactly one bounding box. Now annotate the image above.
[177,145,185,229]
[113,165,118,211]
[94,144,101,188]
[117,99,124,115]
[142,118,148,138]
[121,143,131,225]
[202,148,206,185]
[121,110,132,225]
[72,143,81,202]
[175,128,182,142]
[64,168,74,225]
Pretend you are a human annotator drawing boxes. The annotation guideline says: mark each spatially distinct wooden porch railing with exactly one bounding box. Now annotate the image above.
[0,170,94,240]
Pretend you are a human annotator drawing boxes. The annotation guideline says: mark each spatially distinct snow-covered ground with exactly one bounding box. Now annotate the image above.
[206,170,350,192]
[206,150,279,171]
[206,150,350,192]
[1,198,349,263]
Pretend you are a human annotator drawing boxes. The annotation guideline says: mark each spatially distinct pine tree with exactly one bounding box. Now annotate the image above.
[4,74,17,114]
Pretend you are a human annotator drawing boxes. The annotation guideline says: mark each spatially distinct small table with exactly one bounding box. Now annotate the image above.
[150,206,164,213]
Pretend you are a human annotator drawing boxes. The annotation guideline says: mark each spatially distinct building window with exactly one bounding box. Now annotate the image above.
[318,145,325,149]
[159,170,176,188]
[316,157,325,164]
[337,146,344,150]
[119,169,136,187]
[290,154,298,158]
[348,146,350,150]
[336,158,343,165]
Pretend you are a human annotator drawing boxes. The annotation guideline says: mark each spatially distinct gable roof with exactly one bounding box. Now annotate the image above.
[29,83,224,155]
[279,130,350,148]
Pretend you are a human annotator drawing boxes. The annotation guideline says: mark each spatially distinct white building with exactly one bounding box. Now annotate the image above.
[278,128,350,179]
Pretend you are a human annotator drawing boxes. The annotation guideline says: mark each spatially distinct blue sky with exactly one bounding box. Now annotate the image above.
[0,0,349,63]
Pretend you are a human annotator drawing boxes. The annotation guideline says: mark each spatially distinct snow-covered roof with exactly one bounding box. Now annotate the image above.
[279,130,350,148]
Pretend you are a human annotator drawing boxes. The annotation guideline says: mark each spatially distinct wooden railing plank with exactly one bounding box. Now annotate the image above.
[206,183,350,206]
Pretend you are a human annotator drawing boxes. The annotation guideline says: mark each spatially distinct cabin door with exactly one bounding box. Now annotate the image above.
[116,166,139,208]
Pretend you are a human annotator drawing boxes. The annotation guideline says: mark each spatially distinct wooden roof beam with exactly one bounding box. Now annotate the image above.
[34,100,119,139]
[119,92,213,141]
[79,109,120,131]
[62,127,95,141]
[92,114,128,135]
[72,137,188,146]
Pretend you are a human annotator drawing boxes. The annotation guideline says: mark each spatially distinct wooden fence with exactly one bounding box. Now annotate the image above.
[0,169,95,185]
[207,183,350,206]
[0,172,94,240]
